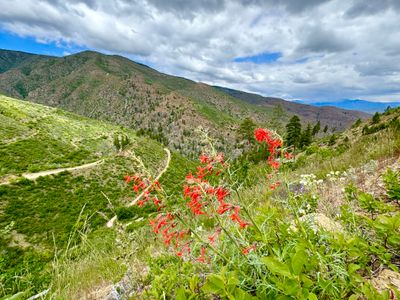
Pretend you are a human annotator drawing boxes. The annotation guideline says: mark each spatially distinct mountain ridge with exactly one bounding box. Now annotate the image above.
[0,49,369,156]
[294,98,400,114]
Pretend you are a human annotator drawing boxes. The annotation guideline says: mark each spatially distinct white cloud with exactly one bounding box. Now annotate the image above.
[0,0,399,102]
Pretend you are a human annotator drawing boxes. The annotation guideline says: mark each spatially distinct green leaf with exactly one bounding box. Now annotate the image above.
[291,249,307,275]
[348,263,360,274]
[308,293,318,300]
[234,288,257,300]
[227,271,240,287]
[175,287,187,300]
[262,256,292,278]
[202,274,225,294]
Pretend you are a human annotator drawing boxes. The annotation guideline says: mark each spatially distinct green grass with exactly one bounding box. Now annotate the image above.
[0,95,194,298]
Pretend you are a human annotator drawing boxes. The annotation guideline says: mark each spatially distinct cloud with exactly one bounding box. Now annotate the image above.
[297,26,353,53]
[0,0,399,102]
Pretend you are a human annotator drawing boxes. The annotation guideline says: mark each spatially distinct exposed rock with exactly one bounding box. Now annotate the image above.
[372,269,400,293]
[291,213,344,233]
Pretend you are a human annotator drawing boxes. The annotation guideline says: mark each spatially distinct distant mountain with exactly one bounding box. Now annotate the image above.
[215,87,370,131]
[0,49,369,156]
[294,99,400,114]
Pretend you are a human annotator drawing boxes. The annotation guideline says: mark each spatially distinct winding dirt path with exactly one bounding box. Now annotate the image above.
[106,148,171,228]
[0,160,103,185]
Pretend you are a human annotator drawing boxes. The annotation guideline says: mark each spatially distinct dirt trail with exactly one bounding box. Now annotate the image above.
[0,160,103,185]
[106,148,171,228]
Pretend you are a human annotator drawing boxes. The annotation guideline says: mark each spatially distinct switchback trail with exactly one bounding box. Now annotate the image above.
[0,160,103,185]
[106,148,171,228]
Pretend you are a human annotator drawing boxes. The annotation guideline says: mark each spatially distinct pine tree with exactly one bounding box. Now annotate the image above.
[323,125,329,133]
[237,117,256,144]
[372,112,381,124]
[312,120,320,136]
[300,123,312,148]
[285,115,302,149]
[270,104,286,131]
[328,134,337,146]
[352,118,362,128]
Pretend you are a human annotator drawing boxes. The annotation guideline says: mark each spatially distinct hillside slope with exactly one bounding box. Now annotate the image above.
[46,104,400,299]
[0,49,368,157]
[0,95,192,298]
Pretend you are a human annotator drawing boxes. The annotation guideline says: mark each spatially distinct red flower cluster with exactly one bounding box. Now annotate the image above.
[196,246,208,263]
[124,175,163,209]
[230,206,250,228]
[254,128,293,189]
[183,153,249,229]
[125,151,251,262]
[254,128,283,169]
[149,212,190,255]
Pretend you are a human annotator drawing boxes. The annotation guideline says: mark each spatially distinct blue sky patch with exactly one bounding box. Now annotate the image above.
[0,30,85,56]
[233,51,282,64]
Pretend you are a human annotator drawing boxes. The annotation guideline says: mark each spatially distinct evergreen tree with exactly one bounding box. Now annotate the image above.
[372,112,381,124]
[300,123,312,148]
[352,118,362,128]
[285,115,302,149]
[113,133,130,152]
[270,104,286,131]
[237,117,257,143]
[323,125,329,133]
[384,106,392,115]
[312,120,320,136]
[328,134,337,146]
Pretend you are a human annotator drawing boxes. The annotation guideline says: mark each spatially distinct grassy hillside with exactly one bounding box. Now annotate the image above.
[0,95,194,298]
[36,107,400,299]
[0,49,367,158]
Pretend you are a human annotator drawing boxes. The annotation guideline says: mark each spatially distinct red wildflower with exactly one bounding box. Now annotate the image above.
[230,206,250,228]
[153,180,161,189]
[124,175,132,183]
[269,181,281,190]
[242,244,256,255]
[254,128,270,142]
[206,186,215,195]
[183,184,191,198]
[176,242,191,257]
[208,228,221,244]
[215,152,224,163]
[238,220,250,228]
[284,152,293,159]
[230,206,241,222]
[216,201,232,215]
[196,246,208,263]
[153,197,161,206]
[268,160,280,169]
[215,186,229,202]
[199,153,210,164]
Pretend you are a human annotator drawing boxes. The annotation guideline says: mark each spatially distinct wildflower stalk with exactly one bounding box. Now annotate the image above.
[233,190,273,251]
[213,212,245,255]
[174,213,247,277]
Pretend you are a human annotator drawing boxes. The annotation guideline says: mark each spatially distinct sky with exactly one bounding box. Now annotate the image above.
[0,0,400,103]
